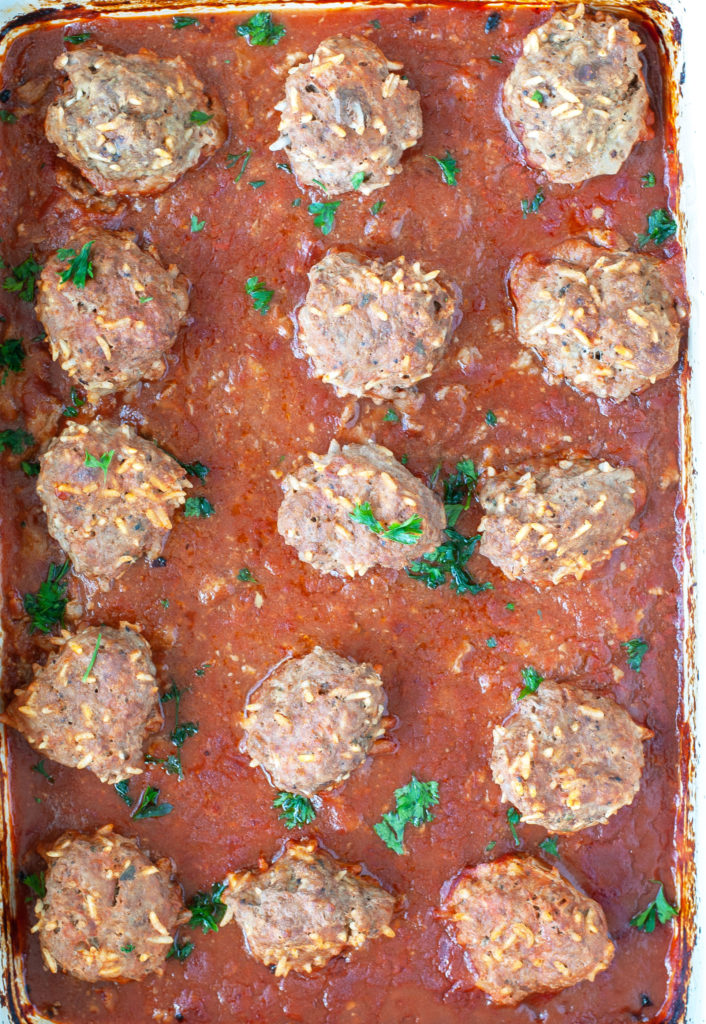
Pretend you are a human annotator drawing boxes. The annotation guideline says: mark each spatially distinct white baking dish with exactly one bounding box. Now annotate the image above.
[0,1,702,1021]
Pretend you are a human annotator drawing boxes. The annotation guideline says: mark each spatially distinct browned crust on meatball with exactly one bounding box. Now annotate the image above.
[242,647,387,796]
[273,35,422,195]
[224,839,396,976]
[297,251,458,399]
[441,855,614,1004]
[478,457,637,585]
[45,46,227,196]
[509,239,682,401]
[34,825,186,982]
[278,440,445,577]
[37,419,190,588]
[36,228,189,399]
[491,681,651,833]
[3,625,161,785]
[503,6,650,184]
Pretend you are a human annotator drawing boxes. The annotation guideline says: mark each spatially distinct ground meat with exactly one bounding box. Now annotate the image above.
[441,855,614,1004]
[503,7,650,184]
[45,46,227,196]
[491,681,651,833]
[297,251,458,399]
[224,840,395,976]
[278,440,445,577]
[33,825,185,982]
[509,239,682,401]
[36,228,189,399]
[478,458,637,585]
[3,625,161,785]
[242,647,386,796]
[272,35,422,195]
[37,419,189,588]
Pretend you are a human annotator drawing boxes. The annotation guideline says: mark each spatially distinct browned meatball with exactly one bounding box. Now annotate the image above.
[441,855,614,1004]
[491,681,651,833]
[224,840,395,976]
[37,420,190,588]
[242,647,386,796]
[45,46,226,196]
[33,826,185,982]
[36,228,189,399]
[478,458,637,585]
[503,9,650,184]
[510,239,682,401]
[273,35,422,195]
[278,440,445,577]
[4,625,161,785]
[297,251,458,399]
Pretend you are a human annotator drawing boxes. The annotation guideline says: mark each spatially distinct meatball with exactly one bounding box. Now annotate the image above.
[37,419,189,587]
[273,35,422,195]
[243,647,386,796]
[4,625,161,785]
[36,228,189,399]
[33,825,185,982]
[491,681,651,833]
[442,855,614,1004]
[278,440,445,577]
[478,458,637,585]
[510,239,682,401]
[503,8,650,184]
[297,251,458,399]
[224,840,395,976]
[45,46,227,196]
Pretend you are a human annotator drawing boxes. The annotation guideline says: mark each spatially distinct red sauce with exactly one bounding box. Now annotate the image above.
[0,5,688,1023]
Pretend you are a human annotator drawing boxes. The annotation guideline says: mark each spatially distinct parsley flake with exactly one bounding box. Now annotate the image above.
[490,54,503,64]
[178,458,209,482]
[23,561,70,634]
[622,637,648,671]
[521,190,545,217]
[21,871,46,899]
[238,567,255,582]
[189,110,213,125]
[641,171,656,188]
[273,791,317,829]
[65,32,91,44]
[350,502,423,545]
[630,884,678,932]
[31,760,54,784]
[539,836,559,857]
[637,208,676,247]
[383,408,399,423]
[308,200,341,235]
[226,149,252,182]
[351,171,366,190]
[530,89,544,104]
[190,214,205,233]
[245,276,274,314]
[21,460,40,477]
[3,255,41,302]
[166,937,194,961]
[173,15,198,28]
[519,665,543,698]
[443,458,478,527]
[58,241,94,288]
[0,110,16,124]
[81,632,102,681]
[131,785,172,819]
[184,496,215,518]
[84,448,114,481]
[485,12,501,32]
[236,11,286,46]
[507,806,521,846]
[188,881,228,932]
[374,776,439,854]
[63,387,85,417]
[0,427,33,454]
[485,410,497,426]
[371,199,385,216]
[431,150,459,186]
[114,779,133,806]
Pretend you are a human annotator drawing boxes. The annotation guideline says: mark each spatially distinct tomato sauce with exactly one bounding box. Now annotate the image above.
[0,5,688,1023]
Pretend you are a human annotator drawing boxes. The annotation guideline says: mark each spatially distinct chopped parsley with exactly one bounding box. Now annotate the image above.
[58,241,94,288]
[21,460,40,477]
[638,208,677,247]
[63,387,85,417]
[311,178,328,193]
[521,190,545,217]
[490,54,503,64]
[506,601,515,610]
[65,32,91,43]
[370,18,382,29]
[622,637,648,671]
[539,836,559,857]
[114,779,133,807]
[507,806,521,846]
[371,199,385,216]
[431,150,459,186]
[407,529,489,594]
[273,791,317,829]
[351,171,366,190]
[292,197,302,208]
[485,11,501,32]
[188,881,228,933]
[350,502,423,545]
[308,200,341,235]
[519,665,543,698]
[247,180,264,190]
[383,408,399,423]
[3,255,41,302]
[194,664,210,677]
[443,458,478,527]
[178,458,209,482]
[184,495,215,518]
[276,162,292,174]
[530,89,544,104]
[139,295,153,304]
[173,15,198,28]
[236,11,286,46]
[31,760,54,784]
[23,561,70,634]
[81,632,102,682]
[641,171,656,188]
[189,110,213,125]
[245,276,274,314]
[226,149,252,182]
[630,884,678,932]
[485,410,497,426]
[131,785,173,819]
[0,337,25,383]
[84,448,114,481]
[238,567,255,582]
[485,840,497,852]
[145,683,198,781]
[190,214,205,233]
[374,776,439,854]
[121,943,135,953]
[166,936,194,961]
[21,871,46,899]
[0,427,33,454]
[486,637,497,649]
[0,110,16,124]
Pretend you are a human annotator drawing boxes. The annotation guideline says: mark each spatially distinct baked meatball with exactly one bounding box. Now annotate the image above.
[478,458,637,585]
[278,440,445,577]
[45,46,226,196]
[442,855,614,1005]
[273,35,422,195]
[510,240,682,401]
[297,251,457,399]
[243,647,386,796]
[503,8,650,184]
[224,840,395,976]
[33,826,185,982]
[36,228,189,399]
[491,681,651,833]
[4,625,161,785]
[37,420,189,588]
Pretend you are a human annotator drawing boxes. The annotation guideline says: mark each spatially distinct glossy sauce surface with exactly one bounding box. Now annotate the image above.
[0,5,687,1023]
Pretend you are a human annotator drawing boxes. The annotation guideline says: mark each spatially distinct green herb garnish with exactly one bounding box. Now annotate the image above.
[0,337,25,384]
[0,427,33,454]
[21,460,40,477]
[308,201,341,236]
[145,683,198,781]
[443,458,478,527]
[238,567,255,582]
[173,16,198,28]
[490,54,503,64]
[374,776,439,854]
[350,502,423,545]
[530,89,544,104]
[485,410,497,426]
[226,149,252,182]
[273,791,317,829]
[131,785,173,819]
[63,387,85,417]
[245,276,274,314]
[184,496,215,518]
[371,200,385,216]
[383,408,399,423]
[65,32,91,43]
[188,881,228,932]
[351,171,366,190]
[236,11,286,46]
[521,190,545,217]
[641,171,656,188]
[431,150,459,186]
[81,632,102,681]
[190,214,205,233]
[507,806,521,846]
[31,760,54,784]
[166,937,194,961]
[407,529,490,594]
[121,943,135,953]
[23,561,70,634]
[84,448,114,481]
[190,110,213,125]
[486,637,497,649]
[3,255,41,302]
[58,241,94,288]
[21,871,46,899]
[178,459,209,482]
[622,637,648,671]
[485,12,501,31]
[630,884,678,932]
[637,208,677,247]
[539,836,559,857]
[0,110,16,124]
[519,665,543,698]
[114,779,133,806]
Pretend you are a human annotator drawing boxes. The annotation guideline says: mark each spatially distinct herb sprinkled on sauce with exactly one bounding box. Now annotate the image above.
[375,776,439,854]
[431,150,459,186]
[507,806,522,846]
[0,427,33,454]
[245,276,274,314]
[3,255,41,302]
[519,665,543,698]
[630,884,678,932]
[308,201,341,235]
[236,11,286,46]
[638,208,676,247]
[188,881,228,932]
[273,792,317,829]
[24,562,70,634]
[622,637,648,671]
[184,496,215,518]
[131,785,172,819]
